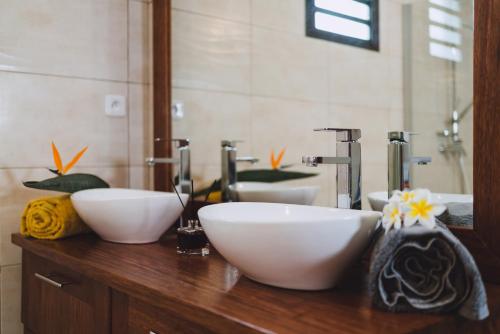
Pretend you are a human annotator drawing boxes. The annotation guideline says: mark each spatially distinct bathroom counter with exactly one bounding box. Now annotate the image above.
[12,233,500,334]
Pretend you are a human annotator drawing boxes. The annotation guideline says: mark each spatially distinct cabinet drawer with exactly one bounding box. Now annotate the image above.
[112,291,260,334]
[117,296,211,334]
[22,251,110,334]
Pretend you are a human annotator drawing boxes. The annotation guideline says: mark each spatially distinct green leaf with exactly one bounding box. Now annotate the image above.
[237,169,317,183]
[23,173,110,193]
[193,169,318,198]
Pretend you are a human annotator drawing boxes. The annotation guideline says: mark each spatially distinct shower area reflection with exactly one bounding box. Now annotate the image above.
[403,0,473,195]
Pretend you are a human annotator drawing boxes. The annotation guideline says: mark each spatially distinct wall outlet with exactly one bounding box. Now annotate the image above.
[105,95,126,117]
[171,101,185,120]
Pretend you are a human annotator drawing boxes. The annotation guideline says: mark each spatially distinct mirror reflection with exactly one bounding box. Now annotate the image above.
[170,0,473,224]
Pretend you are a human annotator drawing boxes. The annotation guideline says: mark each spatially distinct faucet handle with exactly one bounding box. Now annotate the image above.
[154,138,190,148]
[221,140,244,147]
[314,128,361,142]
[388,131,420,143]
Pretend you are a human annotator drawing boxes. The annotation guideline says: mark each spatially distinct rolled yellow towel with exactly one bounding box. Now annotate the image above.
[21,195,91,240]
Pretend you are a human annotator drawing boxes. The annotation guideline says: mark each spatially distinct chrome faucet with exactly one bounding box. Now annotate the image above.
[302,128,362,210]
[388,131,431,196]
[221,140,259,202]
[146,138,191,194]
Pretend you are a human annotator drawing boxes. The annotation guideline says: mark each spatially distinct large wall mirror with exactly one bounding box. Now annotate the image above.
[153,0,499,281]
[169,0,473,212]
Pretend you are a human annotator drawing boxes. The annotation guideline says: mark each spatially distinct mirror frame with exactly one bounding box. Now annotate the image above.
[152,0,500,282]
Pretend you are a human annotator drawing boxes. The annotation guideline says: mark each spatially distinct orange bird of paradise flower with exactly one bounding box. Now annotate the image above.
[270,148,286,170]
[51,142,88,175]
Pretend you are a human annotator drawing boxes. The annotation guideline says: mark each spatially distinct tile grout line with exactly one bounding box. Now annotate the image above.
[0,69,151,86]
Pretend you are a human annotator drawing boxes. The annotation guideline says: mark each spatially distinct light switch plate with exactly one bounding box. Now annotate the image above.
[105,95,126,117]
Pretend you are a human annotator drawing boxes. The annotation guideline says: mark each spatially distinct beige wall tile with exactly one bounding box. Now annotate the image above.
[252,27,328,102]
[329,105,390,165]
[0,71,129,168]
[172,0,250,23]
[327,45,403,109]
[129,83,153,166]
[0,0,127,81]
[380,0,404,59]
[129,0,152,83]
[362,163,388,210]
[250,96,329,166]
[251,0,304,35]
[172,10,251,94]
[129,166,151,190]
[172,88,252,166]
[0,265,22,334]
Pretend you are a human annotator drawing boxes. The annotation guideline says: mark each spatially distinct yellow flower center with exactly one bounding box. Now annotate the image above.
[390,208,400,220]
[409,200,433,219]
[401,192,415,202]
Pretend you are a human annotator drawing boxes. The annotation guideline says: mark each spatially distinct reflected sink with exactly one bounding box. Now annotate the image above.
[368,191,473,212]
[71,188,188,244]
[198,202,381,290]
[231,182,319,205]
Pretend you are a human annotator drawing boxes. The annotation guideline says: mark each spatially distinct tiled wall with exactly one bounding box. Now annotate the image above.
[407,0,473,194]
[171,0,405,207]
[0,0,152,332]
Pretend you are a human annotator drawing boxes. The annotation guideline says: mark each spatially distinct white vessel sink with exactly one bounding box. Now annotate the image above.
[368,191,473,212]
[198,202,381,290]
[71,188,188,244]
[231,182,319,205]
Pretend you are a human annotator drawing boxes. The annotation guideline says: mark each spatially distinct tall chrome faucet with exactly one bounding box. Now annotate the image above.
[146,138,191,194]
[221,140,259,202]
[388,131,431,196]
[302,128,362,210]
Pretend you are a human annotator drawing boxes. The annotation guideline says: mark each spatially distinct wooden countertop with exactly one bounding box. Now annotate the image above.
[12,233,500,333]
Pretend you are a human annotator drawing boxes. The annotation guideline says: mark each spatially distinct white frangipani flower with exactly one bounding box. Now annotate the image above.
[403,189,446,229]
[382,188,447,232]
[389,189,416,205]
[382,200,403,233]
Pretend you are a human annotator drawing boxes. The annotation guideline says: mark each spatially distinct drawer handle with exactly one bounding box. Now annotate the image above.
[34,273,72,288]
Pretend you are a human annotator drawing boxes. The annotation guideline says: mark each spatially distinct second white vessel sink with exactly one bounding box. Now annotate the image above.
[198,202,381,290]
[368,191,473,212]
[231,182,319,205]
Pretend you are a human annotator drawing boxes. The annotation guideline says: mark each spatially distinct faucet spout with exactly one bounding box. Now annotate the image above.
[236,157,259,164]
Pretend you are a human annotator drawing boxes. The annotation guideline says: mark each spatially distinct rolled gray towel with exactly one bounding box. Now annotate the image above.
[368,221,489,320]
[438,202,473,227]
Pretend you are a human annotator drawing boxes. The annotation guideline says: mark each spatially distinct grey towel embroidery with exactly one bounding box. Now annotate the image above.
[369,222,489,320]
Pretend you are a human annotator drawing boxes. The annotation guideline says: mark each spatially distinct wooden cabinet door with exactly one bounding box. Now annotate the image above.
[22,251,110,334]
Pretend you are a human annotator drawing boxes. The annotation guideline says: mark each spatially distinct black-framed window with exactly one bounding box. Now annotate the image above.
[306,0,379,51]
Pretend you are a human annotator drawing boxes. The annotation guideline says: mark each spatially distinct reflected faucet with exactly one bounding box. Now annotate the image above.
[302,128,362,210]
[146,138,191,194]
[221,140,259,202]
[387,131,431,196]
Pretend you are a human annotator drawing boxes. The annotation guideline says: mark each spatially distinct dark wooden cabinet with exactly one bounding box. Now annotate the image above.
[22,252,110,334]
[13,234,500,334]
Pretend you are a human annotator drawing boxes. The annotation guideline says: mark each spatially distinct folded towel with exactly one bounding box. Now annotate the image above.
[368,221,489,320]
[438,202,473,227]
[21,195,90,240]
